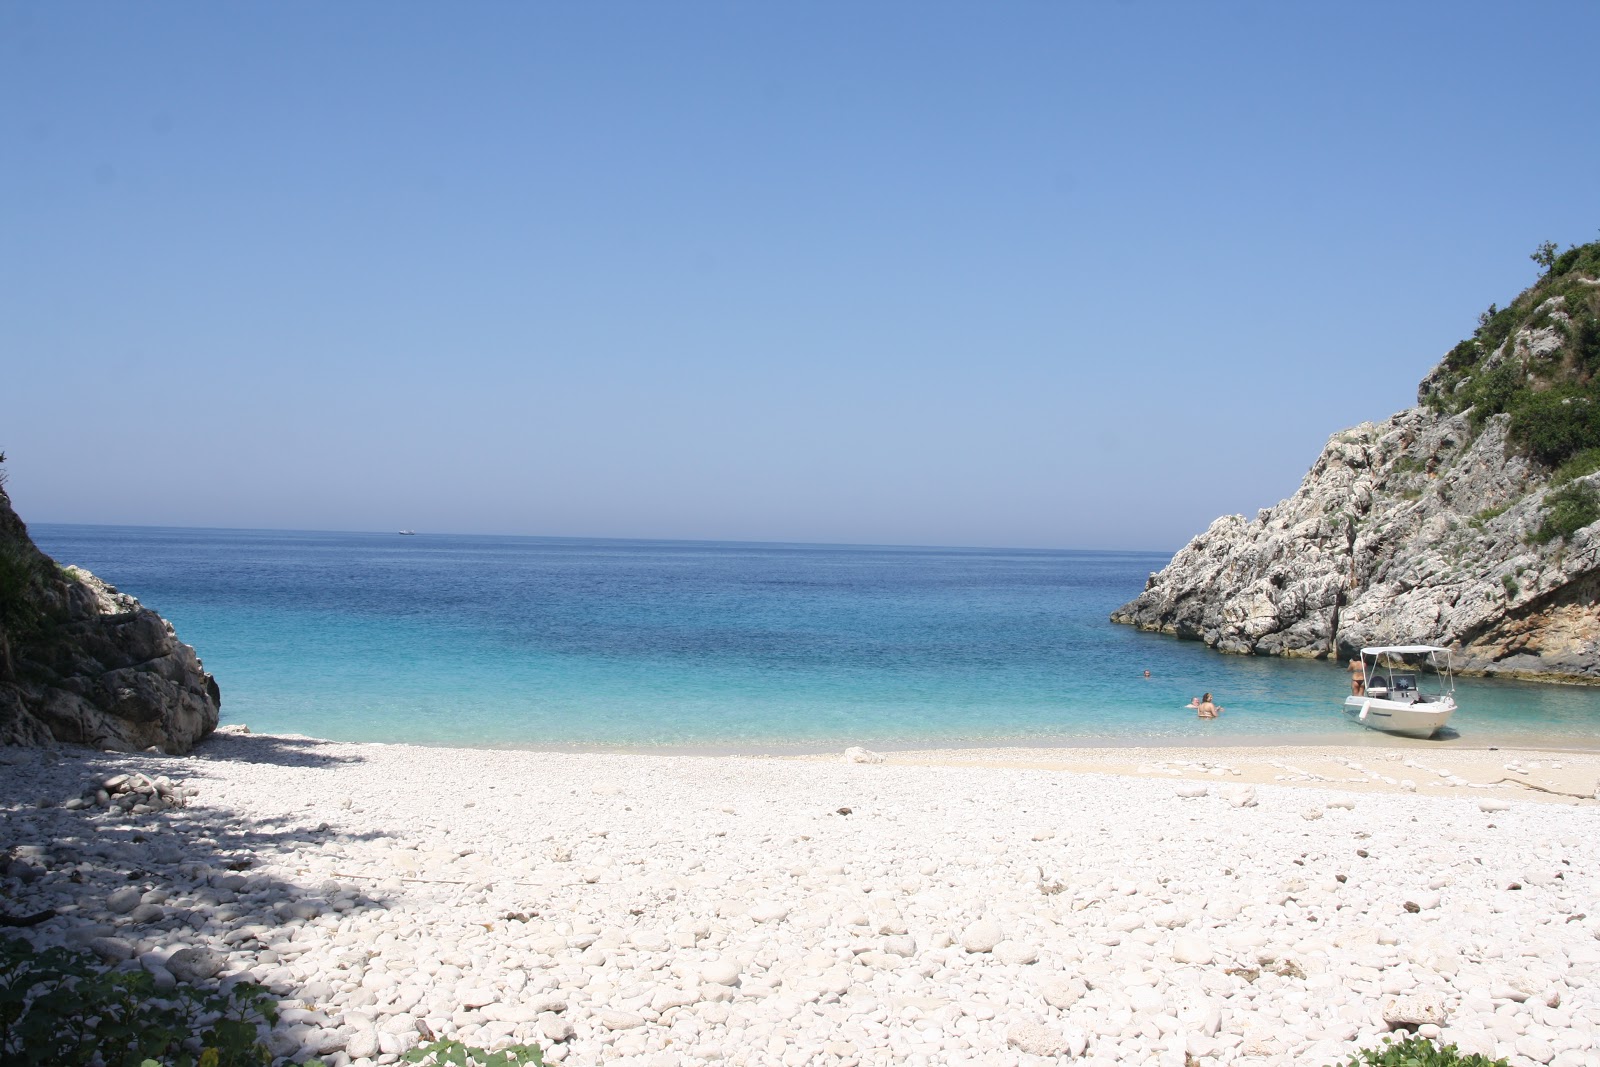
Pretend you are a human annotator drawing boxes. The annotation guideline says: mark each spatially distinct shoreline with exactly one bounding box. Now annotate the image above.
[3,730,1597,1067]
[226,727,1600,806]
[229,724,1600,759]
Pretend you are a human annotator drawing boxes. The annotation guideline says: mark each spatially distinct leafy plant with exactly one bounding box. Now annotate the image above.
[0,936,279,1067]
[405,1038,545,1067]
[1500,573,1519,598]
[1530,481,1600,545]
[1336,1033,1507,1066]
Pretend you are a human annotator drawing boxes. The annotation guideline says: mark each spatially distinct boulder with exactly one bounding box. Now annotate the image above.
[0,486,219,752]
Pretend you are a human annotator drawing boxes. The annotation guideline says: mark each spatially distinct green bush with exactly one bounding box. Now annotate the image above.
[1337,1034,1507,1066]
[405,1039,544,1066]
[1460,364,1520,425]
[1509,388,1600,465]
[1530,481,1600,545]
[1552,446,1600,485]
[0,937,278,1066]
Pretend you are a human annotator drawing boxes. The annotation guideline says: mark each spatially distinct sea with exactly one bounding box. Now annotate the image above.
[29,525,1600,752]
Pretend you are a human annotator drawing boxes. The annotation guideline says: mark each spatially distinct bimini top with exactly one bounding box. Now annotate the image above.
[1361,645,1450,656]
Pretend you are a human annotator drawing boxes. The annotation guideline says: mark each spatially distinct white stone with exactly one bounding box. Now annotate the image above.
[960,919,1004,953]
[994,940,1038,965]
[1382,993,1446,1028]
[1041,977,1086,1009]
[748,902,790,924]
[700,960,740,986]
[1006,1019,1072,1057]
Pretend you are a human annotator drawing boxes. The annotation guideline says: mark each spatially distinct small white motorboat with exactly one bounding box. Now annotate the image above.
[1342,645,1457,738]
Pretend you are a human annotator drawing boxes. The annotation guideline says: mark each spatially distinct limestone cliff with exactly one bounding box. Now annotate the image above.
[1113,241,1600,682]
[0,479,220,751]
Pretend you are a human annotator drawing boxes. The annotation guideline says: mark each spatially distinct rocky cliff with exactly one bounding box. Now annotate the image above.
[1113,241,1600,682]
[0,477,220,751]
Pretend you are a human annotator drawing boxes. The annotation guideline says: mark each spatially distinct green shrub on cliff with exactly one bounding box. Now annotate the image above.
[1529,481,1600,545]
[1425,237,1600,468]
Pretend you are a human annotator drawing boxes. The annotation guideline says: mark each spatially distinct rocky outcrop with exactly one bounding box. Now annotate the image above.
[0,486,219,751]
[1113,246,1600,682]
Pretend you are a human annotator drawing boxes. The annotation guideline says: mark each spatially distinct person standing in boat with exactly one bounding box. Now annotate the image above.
[1348,657,1365,696]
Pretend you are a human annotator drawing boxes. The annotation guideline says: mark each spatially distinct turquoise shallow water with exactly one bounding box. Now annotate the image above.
[30,525,1600,751]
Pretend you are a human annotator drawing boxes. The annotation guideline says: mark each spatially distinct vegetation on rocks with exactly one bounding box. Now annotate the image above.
[1338,1033,1509,1066]
[1529,481,1600,545]
[0,459,221,751]
[1424,238,1600,469]
[1115,235,1600,678]
[0,936,279,1066]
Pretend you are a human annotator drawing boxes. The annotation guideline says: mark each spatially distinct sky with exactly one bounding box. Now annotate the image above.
[3,2,1598,551]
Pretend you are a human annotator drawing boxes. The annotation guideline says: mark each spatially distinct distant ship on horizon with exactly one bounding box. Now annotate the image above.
[398,530,416,535]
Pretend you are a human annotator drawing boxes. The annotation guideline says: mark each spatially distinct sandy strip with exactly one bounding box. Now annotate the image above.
[804,744,1600,805]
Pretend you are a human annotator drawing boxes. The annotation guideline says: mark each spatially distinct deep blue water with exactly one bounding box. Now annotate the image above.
[28,525,1600,751]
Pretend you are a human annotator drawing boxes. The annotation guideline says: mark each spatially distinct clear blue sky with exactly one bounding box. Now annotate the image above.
[3,2,1597,550]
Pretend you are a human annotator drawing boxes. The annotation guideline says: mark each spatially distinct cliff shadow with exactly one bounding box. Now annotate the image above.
[1,743,398,1061]
[189,729,370,769]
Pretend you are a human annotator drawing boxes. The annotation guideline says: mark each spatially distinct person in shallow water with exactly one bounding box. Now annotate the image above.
[1196,693,1222,719]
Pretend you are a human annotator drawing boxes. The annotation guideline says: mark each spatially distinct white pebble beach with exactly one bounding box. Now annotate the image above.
[3,729,1599,1067]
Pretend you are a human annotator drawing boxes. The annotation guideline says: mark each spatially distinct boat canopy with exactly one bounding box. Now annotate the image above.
[1361,645,1449,656]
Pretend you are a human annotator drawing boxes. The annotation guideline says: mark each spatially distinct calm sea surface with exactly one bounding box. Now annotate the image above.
[29,525,1600,751]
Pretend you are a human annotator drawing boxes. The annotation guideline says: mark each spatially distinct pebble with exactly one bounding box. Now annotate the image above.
[959,919,1004,953]
[1,734,1595,1067]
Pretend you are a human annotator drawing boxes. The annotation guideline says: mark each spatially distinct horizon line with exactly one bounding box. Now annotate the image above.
[28,518,1179,559]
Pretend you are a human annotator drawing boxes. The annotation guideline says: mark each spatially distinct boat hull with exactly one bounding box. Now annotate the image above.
[1342,695,1455,739]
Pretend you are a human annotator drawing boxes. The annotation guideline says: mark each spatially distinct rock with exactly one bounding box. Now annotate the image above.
[1302,807,1324,821]
[0,486,220,751]
[1172,936,1213,965]
[1006,1019,1073,1057]
[959,919,1004,953]
[164,947,226,983]
[1226,785,1257,808]
[106,887,142,914]
[993,940,1038,965]
[1108,288,1600,684]
[540,1015,575,1043]
[597,1010,645,1031]
[882,935,916,958]
[346,1028,380,1060]
[1382,993,1447,1029]
[1174,783,1208,798]
[650,987,700,1013]
[842,746,883,764]
[1479,799,1512,812]
[748,902,790,924]
[1040,977,1086,1009]
[458,987,497,1008]
[87,936,136,962]
[1513,1035,1555,1064]
[701,960,740,986]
